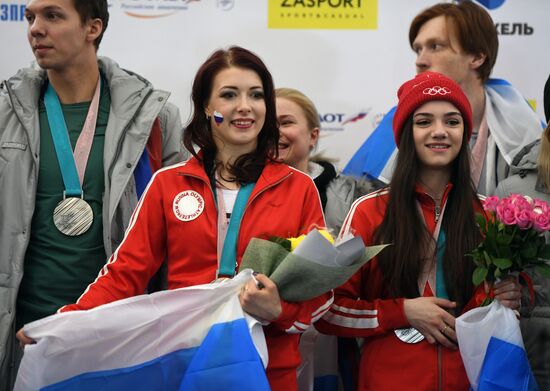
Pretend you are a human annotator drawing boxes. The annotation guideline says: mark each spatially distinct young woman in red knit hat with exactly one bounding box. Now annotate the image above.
[316,72,521,390]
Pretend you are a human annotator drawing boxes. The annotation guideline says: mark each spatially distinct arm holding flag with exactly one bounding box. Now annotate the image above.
[60,168,169,312]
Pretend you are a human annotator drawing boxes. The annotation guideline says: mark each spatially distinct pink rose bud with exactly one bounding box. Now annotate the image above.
[534,212,550,232]
[534,199,549,214]
[497,203,517,225]
[515,209,533,230]
[483,196,500,212]
[509,194,532,211]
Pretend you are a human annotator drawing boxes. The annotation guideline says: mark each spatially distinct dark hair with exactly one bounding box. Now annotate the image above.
[73,0,109,49]
[409,1,498,83]
[373,117,482,310]
[183,46,279,185]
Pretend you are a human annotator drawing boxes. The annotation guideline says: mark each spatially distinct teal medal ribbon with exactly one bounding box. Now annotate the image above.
[44,79,100,236]
[217,182,255,277]
[435,231,449,299]
[395,199,448,344]
[44,83,83,197]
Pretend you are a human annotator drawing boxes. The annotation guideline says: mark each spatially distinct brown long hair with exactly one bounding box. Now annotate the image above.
[183,46,279,185]
[409,1,498,83]
[374,117,482,310]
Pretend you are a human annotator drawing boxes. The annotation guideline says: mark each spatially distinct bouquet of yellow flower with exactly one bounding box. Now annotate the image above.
[239,229,387,301]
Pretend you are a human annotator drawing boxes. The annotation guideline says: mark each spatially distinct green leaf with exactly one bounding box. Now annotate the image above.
[521,242,538,259]
[493,258,513,269]
[473,266,488,286]
[483,251,493,267]
[496,234,513,246]
[494,268,502,278]
[480,296,493,307]
[539,244,550,260]
[475,213,487,233]
[269,236,291,252]
[535,263,550,278]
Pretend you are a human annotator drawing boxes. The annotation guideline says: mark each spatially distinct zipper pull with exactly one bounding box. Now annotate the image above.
[435,204,441,223]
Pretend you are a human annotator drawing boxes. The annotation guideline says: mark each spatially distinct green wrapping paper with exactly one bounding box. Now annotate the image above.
[239,237,388,301]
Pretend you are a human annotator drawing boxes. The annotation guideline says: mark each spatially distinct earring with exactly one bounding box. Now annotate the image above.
[205,112,211,120]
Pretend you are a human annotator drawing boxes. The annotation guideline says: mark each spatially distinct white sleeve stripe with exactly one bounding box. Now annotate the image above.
[287,165,326,225]
[293,321,310,330]
[323,312,379,329]
[332,304,378,316]
[286,324,307,334]
[70,163,189,307]
[340,189,388,236]
[311,296,334,318]
[283,296,334,333]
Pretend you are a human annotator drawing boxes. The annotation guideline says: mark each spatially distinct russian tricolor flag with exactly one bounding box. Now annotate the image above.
[14,270,269,391]
[456,300,538,391]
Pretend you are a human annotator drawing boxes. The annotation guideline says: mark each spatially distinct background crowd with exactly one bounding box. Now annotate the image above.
[0,0,548,390]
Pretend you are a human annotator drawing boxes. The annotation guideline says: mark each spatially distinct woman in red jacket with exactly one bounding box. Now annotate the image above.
[315,72,521,390]
[18,46,332,391]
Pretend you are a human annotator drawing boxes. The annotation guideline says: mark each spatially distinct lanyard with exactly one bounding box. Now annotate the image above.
[217,182,255,277]
[44,77,101,197]
[416,200,449,299]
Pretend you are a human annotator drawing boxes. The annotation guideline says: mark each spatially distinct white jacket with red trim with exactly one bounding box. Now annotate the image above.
[61,156,333,391]
[316,186,482,391]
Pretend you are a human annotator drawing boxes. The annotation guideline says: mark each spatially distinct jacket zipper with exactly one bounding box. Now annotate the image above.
[423,191,441,223]
[434,204,441,223]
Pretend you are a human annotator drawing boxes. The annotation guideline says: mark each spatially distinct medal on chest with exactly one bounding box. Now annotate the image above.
[44,77,101,236]
[53,194,94,236]
[394,327,425,344]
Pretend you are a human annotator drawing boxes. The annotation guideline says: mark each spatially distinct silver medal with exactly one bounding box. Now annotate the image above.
[53,197,93,236]
[394,327,425,344]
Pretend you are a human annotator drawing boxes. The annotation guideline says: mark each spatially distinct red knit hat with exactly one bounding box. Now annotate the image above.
[392,72,473,147]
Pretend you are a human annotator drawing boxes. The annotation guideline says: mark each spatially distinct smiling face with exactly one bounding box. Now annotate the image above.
[276,97,318,172]
[205,66,266,157]
[25,0,100,71]
[411,15,479,87]
[412,100,464,174]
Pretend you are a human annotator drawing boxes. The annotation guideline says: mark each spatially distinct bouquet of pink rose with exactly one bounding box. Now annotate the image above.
[469,194,550,303]
[457,194,547,390]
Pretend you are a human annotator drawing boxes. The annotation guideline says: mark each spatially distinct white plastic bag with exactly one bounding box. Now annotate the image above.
[456,300,538,391]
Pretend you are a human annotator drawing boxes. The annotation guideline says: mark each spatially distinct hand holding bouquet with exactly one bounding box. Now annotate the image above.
[469,194,550,305]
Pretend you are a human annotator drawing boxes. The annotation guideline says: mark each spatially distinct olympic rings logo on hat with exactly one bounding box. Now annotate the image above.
[423,86,451,96]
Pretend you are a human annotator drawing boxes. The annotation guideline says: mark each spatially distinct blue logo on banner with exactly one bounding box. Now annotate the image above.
[474,0,506,10]
[0,2,26,21]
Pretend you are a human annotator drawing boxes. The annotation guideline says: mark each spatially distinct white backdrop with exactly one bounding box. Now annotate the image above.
[1,0,548,169]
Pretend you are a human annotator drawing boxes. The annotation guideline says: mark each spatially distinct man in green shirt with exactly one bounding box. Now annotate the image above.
[0,1,185,388]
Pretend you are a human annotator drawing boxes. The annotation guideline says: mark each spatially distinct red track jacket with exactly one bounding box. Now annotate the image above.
[61,156,333,391]
[316,185,483,391]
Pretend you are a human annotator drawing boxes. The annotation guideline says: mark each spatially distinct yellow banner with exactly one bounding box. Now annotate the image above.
[268,0,377,30]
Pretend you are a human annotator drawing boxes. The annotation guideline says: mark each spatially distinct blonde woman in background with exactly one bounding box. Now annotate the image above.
[276,88,381,390]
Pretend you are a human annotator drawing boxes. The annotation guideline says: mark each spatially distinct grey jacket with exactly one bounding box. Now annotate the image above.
[0,57,186,389]
[325,175,384,235]
[494,140,550,390]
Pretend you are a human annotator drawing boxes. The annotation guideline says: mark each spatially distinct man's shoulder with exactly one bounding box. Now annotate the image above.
[98,56,153,89]
[0,66,44,110]
[1,66,44,91]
